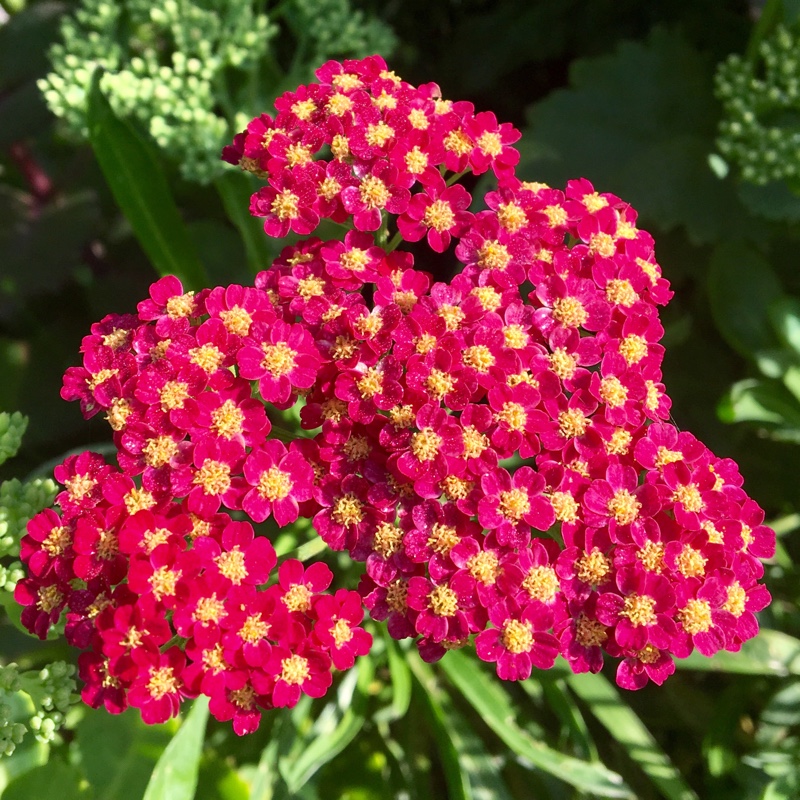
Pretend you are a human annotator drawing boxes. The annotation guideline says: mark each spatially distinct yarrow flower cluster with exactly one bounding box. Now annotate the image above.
[19,56,775,733]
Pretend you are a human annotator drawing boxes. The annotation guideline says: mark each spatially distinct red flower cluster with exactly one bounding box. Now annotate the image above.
[19,55,774,732]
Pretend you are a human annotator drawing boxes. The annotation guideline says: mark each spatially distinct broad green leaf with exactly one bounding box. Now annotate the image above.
[143,696,209,800]
[566,672,698,800]
[195,754,251,800]
[280,656,373,793]
[676,629,800,676]
[769,297,800,357]
[411,657,515,800]
[215,172,276,274]
[75,706,175,800]
[719,379,800,428]
[439,650,633,798]
[759,682,800,728]
[86,71,208,290]
[708,241,783,359]
[739,180,800,222]
[1,758,86,800]
[519,29,758,244]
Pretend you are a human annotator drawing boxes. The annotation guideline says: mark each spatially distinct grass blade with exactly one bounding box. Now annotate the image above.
[439,649,633,798]
[566,672,698,800]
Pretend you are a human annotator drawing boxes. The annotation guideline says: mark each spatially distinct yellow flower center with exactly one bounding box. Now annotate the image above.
[497,201,527,233]
[619,334,648,365]
[332,494,364,526]
[216,548,247,585]
[280,654,310,685]
[410,427,443,462]
[373,522,403,558]
[672,484,704,513]
[501,619,533,654]
[575,614,608,647]
[467,551,500,585]
[359,175,390,209]
[499,488,531,521]
[239,614,270,644]
[423,199,456,232]
[258,466,293,501]
[211,400,245,440]
[463,345,495,373]
[549,347,577,380]
[678,599,712,635]
[576,548,612,585]
[428,585,459,617]
[159,380,189,411]
[147,666,178,699]
[558,408,589,438]
[599,376,628,408]
[270,190,300,220]
[522,566,560,603]
[675,544,707,579]
[552,297,588,328]
[283,583,312,613]
[149,566,181,600]
[477,240,511,271]
[194,460,231,496]
[589,232,616,259]
[607,488,641,525]
[427,523,460,555]
[637,540,665,573]
[606,278,638,307]
[621,594,657,627]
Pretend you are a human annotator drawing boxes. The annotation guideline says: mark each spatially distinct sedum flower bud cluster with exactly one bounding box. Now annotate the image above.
[0,414,57,593]
[0,662,77,756]
[716,24,800,185]
[38,0,396,183]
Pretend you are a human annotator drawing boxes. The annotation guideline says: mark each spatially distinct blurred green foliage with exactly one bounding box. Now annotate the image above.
[2,0,800,798]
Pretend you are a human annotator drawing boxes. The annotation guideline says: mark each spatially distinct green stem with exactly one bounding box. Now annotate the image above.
[385,230,403,253]
[746,0,784,63]
[277,536,328,562]
[445,169,469,187]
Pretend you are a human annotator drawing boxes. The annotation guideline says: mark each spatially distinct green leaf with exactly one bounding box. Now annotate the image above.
[769,297,800,357]
[195,754,251,800]
[708,241,783,359]
[280,656,373,793]
[215,172,276,274]
[1,758,87,800]
[86,71,208,290]
[566,672,698,800]
[676,629,800,676]
[75,706,175,800]
[439,650,633,798]
[373,632,411,723]
[719,378,800,429]
[519,29,758,244]
[411,657,515,800]
[738,180,800,222]
[408,658,472,800]
[143,696,209,800]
